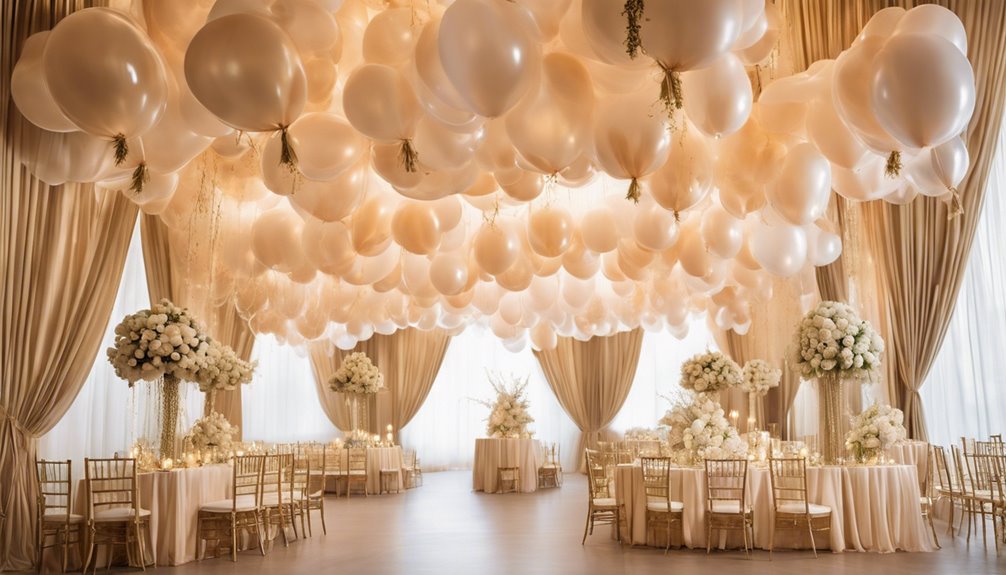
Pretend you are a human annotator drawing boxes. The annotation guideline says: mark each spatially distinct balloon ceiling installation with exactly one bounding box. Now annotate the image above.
[13,0,976,352]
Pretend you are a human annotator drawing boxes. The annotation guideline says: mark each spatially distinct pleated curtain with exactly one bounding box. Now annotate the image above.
[782,0,1006,439]
[533,329,643,471]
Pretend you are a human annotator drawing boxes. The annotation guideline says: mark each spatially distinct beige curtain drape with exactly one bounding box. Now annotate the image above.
[782,0,1006,439]
[140,214,255,436]
[533,329,643,471]
[1,5,137,569]
[309,330,450,437]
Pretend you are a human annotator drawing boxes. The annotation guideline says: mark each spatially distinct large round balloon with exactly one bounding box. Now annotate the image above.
[185,13,307,132]
[12,32,76,132]
[592,88,672,198]
[287,113,367,181]
[639,0,745,71]
[767,143,832,226]
[438,0,541,118]
[43,8,167,140]
[343,63,421,142]
[681,53,752,138]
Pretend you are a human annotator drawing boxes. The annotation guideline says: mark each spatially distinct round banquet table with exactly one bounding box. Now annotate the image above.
[613,463,933,553]
[472,438,542,494]
[886,441,930,486]
[324,446,403,495]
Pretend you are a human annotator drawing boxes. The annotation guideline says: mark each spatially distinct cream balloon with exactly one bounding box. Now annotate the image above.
[832,37,900,154]
[392,202,442,255]
[640,0,745,71]
[287,113,367,181]
[700,205,743,259]
[343,63,421,142]
[592,88,672,200]
[529,322,557,351]
[806,223,843,267]
[893,4,967,55]
[645,127,712,216]
[351,195,396,256]
[288,161,367,222]
[831,155,899,201]
[527,206,575,257]
[473,219,520,275]
[429,252,469,296]
[413,115,482,171]
[930,137,970,192]
[633,204,679,252]
[750,219,807,277]
[362,7,417,66]
[736,2,780,65]
[580,207,619,253]
[857,6,905,42]
[301,219,355,275]
[11,32,76,132]
[681,53,752,138]
[251,208,306,272]
[767,143,832,226]
[272,0,340,55]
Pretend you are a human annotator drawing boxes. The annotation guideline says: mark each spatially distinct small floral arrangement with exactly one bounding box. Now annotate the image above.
[680,351,743,393]
[624,427,665,442]
[107,299,210,384]
[329,352,384,395]
[741,359,781,396]
[659,392,747,463]
[185,411,238,460]
[195,340,256,393]
[845,403,907,462]
[476,372,534,439]
[791,301,885,382]
[342,429,379,448]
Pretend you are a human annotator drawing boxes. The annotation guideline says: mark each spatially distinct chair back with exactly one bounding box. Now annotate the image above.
[991,433,1003,443]
[84,458,139,520]
[584,449,611,499]
[233,454,266,509]
[705,459,748,512]
[640,456,672,505]
[348,447,368,473]
[768,457,809,513]
[326,445,346,475]
[932,445,955,492]
[402,448,417,470]
[36,460,73,522]
[264,453,295,504]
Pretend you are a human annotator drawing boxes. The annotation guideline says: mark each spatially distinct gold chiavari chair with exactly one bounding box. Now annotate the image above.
[933,445,965,535]
[299,445,327,536]
[959,441,996,546]
[582,449,624,544]
[289,453,311,537]
[951,445,980,541]
[401,449,418,489]
[705,459,753,555]
[196,454,267,561]
[35,460,83,573]
[263,453,298,546]
[346,447,369,497]
[324,444,348,496]
[537,443,562,489]
[767,457,831,558]
[991,434,1003,443]
[921,447,940,548]
[641,456,683,553]
[413,454,424,487]
[84,458,151,572]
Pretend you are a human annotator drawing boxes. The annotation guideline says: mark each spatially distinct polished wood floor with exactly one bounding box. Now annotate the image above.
[148,471,1002,575]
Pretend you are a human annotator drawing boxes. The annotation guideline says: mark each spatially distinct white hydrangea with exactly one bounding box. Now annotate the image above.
[106,299,211,384]
[845,403,907,461]
[328,352,384,395]
[185,411,237,456]
[741,359,781,396]
[791,301,885,382]
[478,372,534,438]
[659,392,747,462]
[680,351,742,393]
[194,340,256,393]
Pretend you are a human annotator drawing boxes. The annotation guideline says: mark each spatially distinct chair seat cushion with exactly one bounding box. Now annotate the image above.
[380,468,398,474]
[646,499,684,513]
[201,496,259,513]
[93,507,151,522]
[43,512,83,524]
[777,502,831,516]
[348,470,367,476]
[920,495,932,506]
[710,500,750,514]
[324,471,348,477]
[592,497,618,508]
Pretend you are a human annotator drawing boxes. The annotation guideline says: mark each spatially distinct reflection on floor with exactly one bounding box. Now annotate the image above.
[148,470,1002,575]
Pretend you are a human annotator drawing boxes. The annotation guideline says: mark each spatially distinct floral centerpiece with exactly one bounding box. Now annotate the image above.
[741,359,781,431]
[195,340,256,411]
[659,392,747,464]
[328,351,384,431]
[342,429,380,448]
[680,351,742,396]
[624,427,665,442]
[791,300,885,463]
[477,372,534,439]
[845,403,907,463]
[184,411,238,463]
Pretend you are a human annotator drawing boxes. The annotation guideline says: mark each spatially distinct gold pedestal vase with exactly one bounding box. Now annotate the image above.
[160,373,181,461]
[818,374,847,465]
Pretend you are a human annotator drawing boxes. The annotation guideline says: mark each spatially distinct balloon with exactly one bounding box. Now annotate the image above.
[498,169,545,202]
[580,0,651,65]
[646,127,712,215]
[473,219,520,275]
[750,220,807,277]
[287,113,367,181]
[351,195,395,256]
[767,143,832,226]
[930,137,970,192]
[429,252,469,296]
[516,0,572,41]
[363,7,417,66]
[342,245,400,286]
[272,0,340,55]
[681,53,752,138]
[701,205,743,259]
[343,64,421,142]
[872,35,975,150]
[562,232,600,279]
[592,88,672,199]
[831,155,899,201]
[633,204,679,252]
[506,52,594,174]
[676,225,714,279]
[20,126,114,185]
[185,13,307,131]
[414,17,473,115]
[140,102,212,174]
[737,2,780,65]
[251,208,307,272]
[527,206,574,257]
[288,161,367,222]
[44,8,168,140]
[640,0,745,71]
[558,153,597,187]
[304,57,337,105]
[807,91,870,170]
[883,183,919,205]
[11,32,76,132]
[894,4,967,55]
[179,82,233,137]
[857,7,905,42]
[529,322,557,351]
[580,207,619,253]
[398,162,480,201]
[301,219,355,275]
[413,115,482,171]
[806,223,843,267]
[438,0,541,118]
[833,37,900,154]
[392,202,442,255]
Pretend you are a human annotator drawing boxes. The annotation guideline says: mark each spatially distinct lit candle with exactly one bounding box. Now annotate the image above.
[373,434,380,444]
[747,416,756,432]
[387,424,393,433]
[729,410,739,428]
[386,432,393,445]
[799,447,809,459]
[161,458,174,471]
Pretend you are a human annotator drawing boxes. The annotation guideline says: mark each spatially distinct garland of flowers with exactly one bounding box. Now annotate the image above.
[476,372,534,439]
[659,392,747,463]
[328,351,384,394]
[845,403,907,462]
[185,411,238,460]
[791,300,885,382]
[107,299,210,384]
[741,359,781,396]
[680,351,742,393]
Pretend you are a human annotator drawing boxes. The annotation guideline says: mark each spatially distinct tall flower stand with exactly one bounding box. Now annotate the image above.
[748,392,760,432]
[818,375,847,464]
[345,393,369,432]
[160,373,181,461]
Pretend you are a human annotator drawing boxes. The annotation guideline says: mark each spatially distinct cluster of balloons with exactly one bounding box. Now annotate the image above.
[12,0,975,352]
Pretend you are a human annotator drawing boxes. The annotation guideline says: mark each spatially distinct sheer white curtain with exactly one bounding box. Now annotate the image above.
[400,324,580,471]
[921,115,1006,447]
[241,335,334,443]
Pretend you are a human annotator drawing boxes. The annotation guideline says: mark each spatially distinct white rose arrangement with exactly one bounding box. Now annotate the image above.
[741,359,781,396]
[195,340,256,393]
[791,301,885,382]
[343,429,379,448]
[477,372,534,439]
[680,351,743,394]
[328,352,384,395]
[845,403,907,462]
[107,299,211,384]
[185,411,238,460]
[624,427,665,442]
[659,392,747,463]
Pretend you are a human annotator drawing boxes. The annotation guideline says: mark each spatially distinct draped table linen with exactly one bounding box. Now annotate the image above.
[614,463,932,553]
[324,446,404,495]
[886,441,930,485]
[472,438,542,494]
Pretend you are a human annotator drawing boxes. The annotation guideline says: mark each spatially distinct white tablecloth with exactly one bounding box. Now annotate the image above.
[472,438,541,493]
[886,441,929,486]
[614,463,932,553]
[324,446,404,494]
